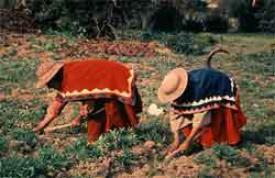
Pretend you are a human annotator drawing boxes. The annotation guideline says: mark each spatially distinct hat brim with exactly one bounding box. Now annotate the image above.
[36,63,64,88]
[157,68,188,103]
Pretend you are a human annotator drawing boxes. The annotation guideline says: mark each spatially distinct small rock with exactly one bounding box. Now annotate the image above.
[142,164,151,172]
[0,92,5,101]
[144,140,155,149]
[102,157,112,169]
[47,171,55,177]
[132,145,147,155]
[252,103,259,108]
[21,144,32,153]
[9,140,24,149]
[56,172,67,178]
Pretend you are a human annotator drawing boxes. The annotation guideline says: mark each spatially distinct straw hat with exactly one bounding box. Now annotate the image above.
[36,61,64,88]
[157,68,188,103]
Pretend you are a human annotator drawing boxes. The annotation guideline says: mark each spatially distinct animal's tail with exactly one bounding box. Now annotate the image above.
[206,47,230,68]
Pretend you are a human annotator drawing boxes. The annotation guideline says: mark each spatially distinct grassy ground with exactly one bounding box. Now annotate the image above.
[0,30,275,178]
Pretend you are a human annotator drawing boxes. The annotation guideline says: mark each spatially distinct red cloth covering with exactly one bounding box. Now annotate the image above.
[43,86,142,143]
[87,98,141,143]
[181,92,247,147]
[42,59,142,143]
[59,60,135,104]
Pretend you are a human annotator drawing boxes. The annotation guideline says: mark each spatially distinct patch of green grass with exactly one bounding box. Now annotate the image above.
[197,145,255,177]
[65,129,140,169]
[0,100,24,132]
[39,145,71,171]
[65,122,170,169]
[29,37,61,52]
[212,144,250,167]
[147,57,177,76]
[0,145,71,178]
[248,154,274,176]
[115,149,138,168]
[86,144,104,159]
[238,78,261,93]
[166,33,216,55]
[257,124,275,145]
[44,28,78,39]
[65,137,89,160]
[65,128,139,160]
[198,167,216,178]
[11,128,38,148]
[138,31,216,55]
[0,155,46,178]
[0,137,7,155]
[3,48,17,57]
[139,85,157,107]
[0,57,39,93]
[237,142,257,153]
[117,56,140,63]
[262,83,275,99]
[0,99,46,134]
[136,118,172,145]
[236,51,275,77]
[1,31,274,177]
[94,128,139,154]
[195,151,217,168]
[44,41,60,52]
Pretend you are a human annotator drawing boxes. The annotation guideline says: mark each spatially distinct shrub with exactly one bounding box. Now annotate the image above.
[222,0,275,33]
[136,118,172,145]
[0,156,46,178]
[96,128,138,152]
[167,32,216,55]
[11,128,38,148]
[139,32,216,55]
[114,149,138,168]
[195,151,217,168]
[212,144,250,167]
[24,0,229,35]
[0,138,7,155]
[0,142,70,176]
[222,0,259,32]
[65,129,138,160]
[65,137,103,160]
[39,145,71,171]
[257,0,275,33]
[65,137,89,160]
[204,11,229,32]
[66,122,170,167]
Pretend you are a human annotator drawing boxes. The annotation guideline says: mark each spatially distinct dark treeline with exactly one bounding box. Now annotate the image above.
[1,0,275,37]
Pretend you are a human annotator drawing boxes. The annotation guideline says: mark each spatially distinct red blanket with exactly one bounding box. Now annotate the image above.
[59,59,135,104]
[182,92,247,147]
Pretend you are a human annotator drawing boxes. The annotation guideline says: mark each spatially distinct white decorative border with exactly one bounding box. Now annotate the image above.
[172,102,238,115]
[173,77,237,108]
[230,77,234,93]
[172,95,236,108]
